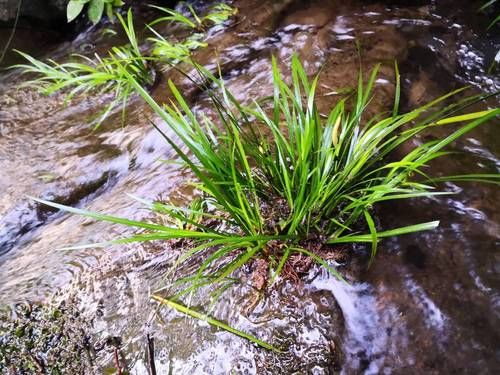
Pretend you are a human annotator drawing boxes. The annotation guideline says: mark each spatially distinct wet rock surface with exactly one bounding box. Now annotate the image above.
[0,172,113,256]
[0,0,499,373]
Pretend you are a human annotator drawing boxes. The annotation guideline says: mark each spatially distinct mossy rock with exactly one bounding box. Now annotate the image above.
[0,299,96,374]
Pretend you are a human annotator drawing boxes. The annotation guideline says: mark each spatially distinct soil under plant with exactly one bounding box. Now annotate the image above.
[160,207,350,295]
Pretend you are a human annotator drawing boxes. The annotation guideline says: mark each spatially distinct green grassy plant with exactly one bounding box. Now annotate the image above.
[31,55,499,349]
[121,56,498,267]
[15,10,151,127]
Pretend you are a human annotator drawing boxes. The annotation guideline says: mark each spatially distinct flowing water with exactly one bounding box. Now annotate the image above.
[0,0,499,373]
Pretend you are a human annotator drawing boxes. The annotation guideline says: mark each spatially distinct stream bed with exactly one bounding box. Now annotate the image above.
[0,0,499,373]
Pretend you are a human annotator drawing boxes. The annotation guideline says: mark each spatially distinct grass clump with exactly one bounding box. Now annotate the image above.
[27,48,498,348]
[34,55,499,328]
[121,56,498,269]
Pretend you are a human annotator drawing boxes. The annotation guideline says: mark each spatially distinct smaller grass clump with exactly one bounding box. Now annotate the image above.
[33,56,499,349]
[14,4,237,127]
[14,10,152,127]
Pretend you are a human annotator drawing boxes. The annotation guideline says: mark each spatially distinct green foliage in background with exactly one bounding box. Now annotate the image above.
[67,0,125,24]
[148,30,207,61]
[149,3,238,31]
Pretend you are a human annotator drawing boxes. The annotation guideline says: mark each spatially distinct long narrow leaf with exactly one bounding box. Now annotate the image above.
[151,295,281,352]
